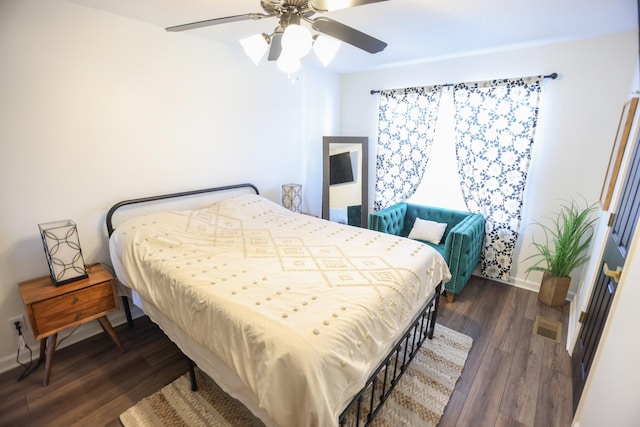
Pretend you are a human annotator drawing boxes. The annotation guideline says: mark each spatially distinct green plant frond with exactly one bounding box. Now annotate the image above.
[525,199,598,278]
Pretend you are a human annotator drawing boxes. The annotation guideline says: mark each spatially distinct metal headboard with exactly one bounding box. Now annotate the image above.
[106,183,259,328]
[106,183,259,236]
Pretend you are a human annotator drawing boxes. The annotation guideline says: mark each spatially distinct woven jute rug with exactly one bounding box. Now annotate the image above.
[120,324,472,427]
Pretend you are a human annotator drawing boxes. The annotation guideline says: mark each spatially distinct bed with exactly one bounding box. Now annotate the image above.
[107,184,450,427]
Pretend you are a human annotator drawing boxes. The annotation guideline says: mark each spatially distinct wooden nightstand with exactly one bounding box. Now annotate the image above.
[19,263,125,385]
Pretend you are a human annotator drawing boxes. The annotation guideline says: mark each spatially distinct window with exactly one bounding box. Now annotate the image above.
[407,91,467,210]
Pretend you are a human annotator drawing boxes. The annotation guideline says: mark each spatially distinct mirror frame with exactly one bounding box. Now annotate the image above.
[322,136,369,227]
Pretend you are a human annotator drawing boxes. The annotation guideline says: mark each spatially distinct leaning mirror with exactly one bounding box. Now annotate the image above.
[322,136,368,227]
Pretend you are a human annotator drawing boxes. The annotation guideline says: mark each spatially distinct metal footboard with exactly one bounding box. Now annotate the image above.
[339,282,442,426]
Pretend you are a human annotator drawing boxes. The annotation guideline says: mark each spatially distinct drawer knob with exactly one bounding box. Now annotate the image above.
[72,296,80,304]
[75,312,82,321]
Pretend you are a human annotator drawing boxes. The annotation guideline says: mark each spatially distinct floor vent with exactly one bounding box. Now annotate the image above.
[533,315,562,343]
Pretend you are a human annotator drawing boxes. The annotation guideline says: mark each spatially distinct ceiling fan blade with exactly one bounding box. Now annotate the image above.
[310,0,389,12]
[166,13,266,32]
[312,17,387,53]
[268,31,283,61]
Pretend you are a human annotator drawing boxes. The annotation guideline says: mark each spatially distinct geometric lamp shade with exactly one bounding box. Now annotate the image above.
[282,183,302,213]
[38,219,88,286]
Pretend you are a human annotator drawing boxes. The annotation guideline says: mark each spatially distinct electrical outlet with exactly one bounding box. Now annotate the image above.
[7,315,27,337]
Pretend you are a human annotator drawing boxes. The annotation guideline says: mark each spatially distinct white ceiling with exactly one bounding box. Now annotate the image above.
[68,0,637,74]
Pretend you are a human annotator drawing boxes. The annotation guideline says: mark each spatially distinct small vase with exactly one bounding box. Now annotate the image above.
[538,272,571,307]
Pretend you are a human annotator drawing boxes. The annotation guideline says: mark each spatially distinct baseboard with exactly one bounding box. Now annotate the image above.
[509,275,540,293]
[471,268,540,293]
[0,305,144,375]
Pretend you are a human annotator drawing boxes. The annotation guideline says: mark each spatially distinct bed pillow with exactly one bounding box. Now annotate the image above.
[408,218,448,244]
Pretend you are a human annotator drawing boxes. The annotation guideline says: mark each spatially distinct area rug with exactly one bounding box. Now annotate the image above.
[120,324,472,427]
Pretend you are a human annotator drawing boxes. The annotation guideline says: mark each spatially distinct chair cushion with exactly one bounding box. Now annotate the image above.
[408,218,447,244]
[421,241,446,257]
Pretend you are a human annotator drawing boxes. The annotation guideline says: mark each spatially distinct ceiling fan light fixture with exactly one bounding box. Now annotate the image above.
[240,33,270,65]
[281,24,312,58]
[170,0,388,75]
[313,34,341,66]
[276,53,302,75]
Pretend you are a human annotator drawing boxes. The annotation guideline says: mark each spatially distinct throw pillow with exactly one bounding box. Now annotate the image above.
[408,218,447,244]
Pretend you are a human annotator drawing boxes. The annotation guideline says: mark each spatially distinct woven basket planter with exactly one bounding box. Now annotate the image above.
[538,272,571,307]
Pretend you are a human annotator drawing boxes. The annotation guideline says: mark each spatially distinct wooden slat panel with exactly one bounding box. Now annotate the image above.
[457,345,512,426]
[579,273,607,355]
[615,137,640,249]
[583,279,615,376]
[499,318,545,426]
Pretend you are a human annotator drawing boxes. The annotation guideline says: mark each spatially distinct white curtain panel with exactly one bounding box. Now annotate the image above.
[374,86,443,210]
[453,76,543,281]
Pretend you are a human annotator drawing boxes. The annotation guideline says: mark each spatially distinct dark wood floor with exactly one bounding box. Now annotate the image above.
[437,277,572,427]
[0,276,572,427]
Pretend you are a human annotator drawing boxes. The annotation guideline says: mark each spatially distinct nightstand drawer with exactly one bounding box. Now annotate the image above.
[31,281,116,337]
[19,263,125,385]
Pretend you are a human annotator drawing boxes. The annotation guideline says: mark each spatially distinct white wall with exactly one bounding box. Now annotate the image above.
[340,32,637,293]
[0,0,340,373]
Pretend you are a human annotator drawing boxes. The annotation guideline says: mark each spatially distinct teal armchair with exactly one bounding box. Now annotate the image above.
[369,202,484,302]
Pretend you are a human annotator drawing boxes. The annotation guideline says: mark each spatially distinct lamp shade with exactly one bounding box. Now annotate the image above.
[282,183,302,213]
[240,33,269,65]
[313,35,341,67]
[281,24,312,58]
[38,220,88,286]
[277,53,302,75]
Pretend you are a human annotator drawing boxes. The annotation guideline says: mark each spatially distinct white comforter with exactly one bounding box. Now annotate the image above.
[109,194,450,427]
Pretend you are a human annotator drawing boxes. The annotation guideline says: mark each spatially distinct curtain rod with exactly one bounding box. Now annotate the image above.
[369,72,558,95]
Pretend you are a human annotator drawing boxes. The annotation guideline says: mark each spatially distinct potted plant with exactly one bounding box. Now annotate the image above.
[525,199,598,307]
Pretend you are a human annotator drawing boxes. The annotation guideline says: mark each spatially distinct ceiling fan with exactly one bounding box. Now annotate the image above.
[166,0,389,68]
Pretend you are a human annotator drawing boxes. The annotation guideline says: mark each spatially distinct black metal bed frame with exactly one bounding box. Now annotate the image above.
[339,283,440,426]
[106,183,442,427]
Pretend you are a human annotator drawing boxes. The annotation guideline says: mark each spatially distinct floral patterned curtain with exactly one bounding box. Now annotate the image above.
[374,86,443,210]
[453,76,543,281]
